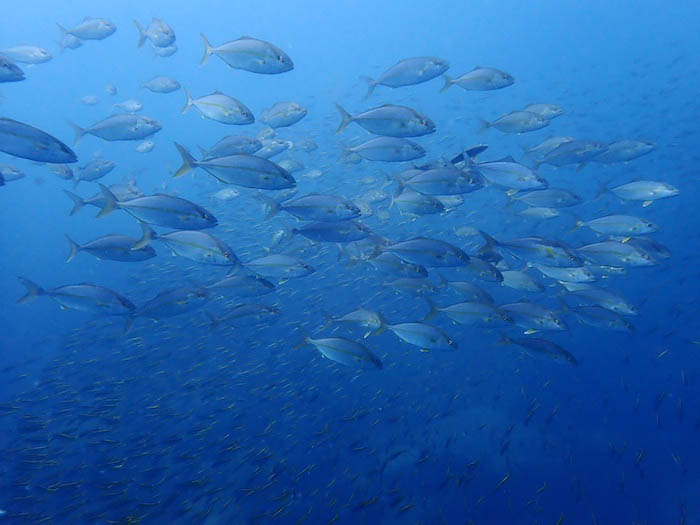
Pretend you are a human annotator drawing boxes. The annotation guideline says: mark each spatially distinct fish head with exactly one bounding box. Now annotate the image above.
[428,58,450,75]
[140,117,162,134]
[99,19,117,35]
[0,58,24,80]
[416,116,436,134]
[274,50,294,72]
[446,337,458,350]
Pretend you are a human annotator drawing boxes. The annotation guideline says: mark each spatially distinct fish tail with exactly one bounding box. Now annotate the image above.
[368,312,388,337]
[134,20,147,48]
[478,230,500,251]
[96,183,118,218]
[439,74,453,93]
[205,311,220,332]
[477,118,490,135]
[122,316,136,336]
[65,235,80,263]
[132,222,155,250]
[292,334,310,350]
[174,142,196,178]
[56,22,67,37]
[200,33,213,66]
[359,76,376,98]
[334,103,353,133]
[569,214,583,233]
[594,182,610,201]
[17,277,44,304]
[254,192,281,220]
[72,176,81,189]
[66,120,85,146]
[63,190,84,216]
[182,87,193,114]
[423,298,439,322]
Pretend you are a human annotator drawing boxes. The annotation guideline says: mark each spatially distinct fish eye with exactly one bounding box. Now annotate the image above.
[277,55,285,62]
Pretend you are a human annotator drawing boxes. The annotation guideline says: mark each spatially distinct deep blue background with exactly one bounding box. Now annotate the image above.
[1,1,699,523]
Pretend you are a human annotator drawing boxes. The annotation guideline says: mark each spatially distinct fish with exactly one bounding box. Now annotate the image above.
[212,187,240,201]
[565,304,633,332]
[261,102,307,128]
[603,180,679,206]
[372,314,457,351]
[403,167,484,195]
[141,76,181,93]
[209,304,280,329]
[299,336,382,369]
[572,215,658,235]
[73,158,115,187]
[500,270,545,292]
[362,56,449,97]
[133,224,239,266]
[391,189,445,216]
[500,336,577,365]
[567,286,638,315]
[345,137,425,162]
[0,118,76,163]
[369,252,428,277]
[509,188,582,208]
[182,89,254,125]
[58,31,83,52]
[528,263,596,283]
[258,193,360,221]
[499,302,567,331]
[200,34,294,74]
[17,277,134,315]
[577,240,656,267]
[200,135,262,158]
[518,207,560,219]
[291,220,374,243]
[591,140,656,164]
[0,56,24,82]
[258,139,292,159]
[96,184,218,230]
[440,67,514,92]
[135,140,155,153]
[174,143,296,190]
[135,18,175,48]
[0,45,52,64]
[113,99,143,113]
[0,164,24,183]
[479,111,550,134]
[425,299,510,327]
[207,274,275,297]
[65,234,156,263]
[534,139,607,168]
[522,136,575,160]
[245,254,314,279]
[522,103,564,120]
[381,237,470,267]
[447,281,494,303]
[335,104,435,137]
[106,83,117,95]
[57,18,116,41]
[136,287,210,320]
[476,158,548,190]
[69,114,162,145]
[480,231,584,267]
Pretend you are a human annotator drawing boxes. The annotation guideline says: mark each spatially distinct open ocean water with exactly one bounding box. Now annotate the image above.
[1,1,699,523]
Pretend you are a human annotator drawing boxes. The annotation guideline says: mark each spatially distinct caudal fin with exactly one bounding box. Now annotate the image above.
[63,190,85,216]
[182,87,193,114]
[423,298,440,322]
[477,118,490,135]
[96,183,118,218]
[360,76,376,98]
[17,277,44,304]
[368,312,388,337]
[67,120,85,146]
[65,235,81,263]
[439,75,453,93]
[254,192,281,220]
[132,222,155,250]
[134,20,147,48]
[174,142,197,178]
[200,33,213,66]
[205,311,220,332]
[335,103,353,133]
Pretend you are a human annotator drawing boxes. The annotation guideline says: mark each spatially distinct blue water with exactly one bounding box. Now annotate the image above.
[1,1,699,523]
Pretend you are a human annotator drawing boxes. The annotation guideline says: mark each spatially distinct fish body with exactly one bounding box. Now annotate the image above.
[137,287,210,320]
[346,137,425,162]
[303,337,382,369]
[134,224,238,265]
[71,114,162,144]
[336,103,435,137]
[97,184,218,230]
[141,76,181,93]
[0,118,76,163]
[261,101,307,128]
[363,56,449,96]
[441,67,514,92]
[592,140,656,163]
[183,89,254,125]
[135,18,175,48]
[246,254,314,278]
[383,237,470,267]
[58,18,116,40]
[17,278,134,315]
[0,45,52,64]
[201,135,262,158]
[201,34,293,74]
[404,167,483,195]
[174,143,295,189]
[65,234,155,262]
[481,111,549,134]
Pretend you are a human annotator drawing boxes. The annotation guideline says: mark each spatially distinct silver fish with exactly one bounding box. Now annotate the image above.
[201,34,293,74]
